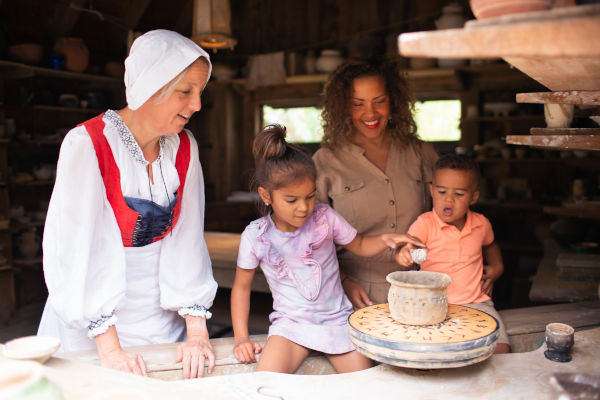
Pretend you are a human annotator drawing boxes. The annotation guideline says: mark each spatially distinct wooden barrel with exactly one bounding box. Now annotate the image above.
[348,303,499,369]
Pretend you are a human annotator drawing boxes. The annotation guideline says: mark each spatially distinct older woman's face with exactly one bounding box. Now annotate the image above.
[145,59,210,134]
[350,75,390,141]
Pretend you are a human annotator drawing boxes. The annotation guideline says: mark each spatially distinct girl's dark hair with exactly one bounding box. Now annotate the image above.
[434,154,480,183]
[321,57,419,149]
[252,124,317,215]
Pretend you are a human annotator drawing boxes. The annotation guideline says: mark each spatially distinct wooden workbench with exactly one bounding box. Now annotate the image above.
[4,326,599,399]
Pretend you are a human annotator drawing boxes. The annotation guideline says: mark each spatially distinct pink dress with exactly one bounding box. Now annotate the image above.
[237,203,357,354]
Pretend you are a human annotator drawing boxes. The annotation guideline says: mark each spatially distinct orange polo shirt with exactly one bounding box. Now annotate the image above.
[407,210,494,305]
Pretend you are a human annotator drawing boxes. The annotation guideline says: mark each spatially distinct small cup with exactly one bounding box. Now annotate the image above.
[544,323,574,362]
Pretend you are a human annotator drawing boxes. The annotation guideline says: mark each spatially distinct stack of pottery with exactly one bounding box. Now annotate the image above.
[0,360,63,400]
[435,3,468,67]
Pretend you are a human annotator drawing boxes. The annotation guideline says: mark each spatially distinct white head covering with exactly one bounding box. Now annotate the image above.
[124,29,212,110]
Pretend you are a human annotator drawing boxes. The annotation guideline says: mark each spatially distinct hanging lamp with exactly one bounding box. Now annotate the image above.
[191,0,237,52]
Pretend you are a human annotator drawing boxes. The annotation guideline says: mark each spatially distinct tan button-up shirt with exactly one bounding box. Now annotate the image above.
[313,140,438,303]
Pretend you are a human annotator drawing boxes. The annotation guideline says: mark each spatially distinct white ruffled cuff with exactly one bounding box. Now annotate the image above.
[178,305,212,319]
[87,313,117,338]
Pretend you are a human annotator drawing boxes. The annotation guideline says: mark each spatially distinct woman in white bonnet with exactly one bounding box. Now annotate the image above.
[38,30,218,379]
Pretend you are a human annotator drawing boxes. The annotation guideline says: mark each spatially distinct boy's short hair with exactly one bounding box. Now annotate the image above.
[434,153,480,184]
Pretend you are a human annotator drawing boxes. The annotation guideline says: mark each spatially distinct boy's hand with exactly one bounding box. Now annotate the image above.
[481,264,503,296]
[233,338,261,363]
[394,246,414,267]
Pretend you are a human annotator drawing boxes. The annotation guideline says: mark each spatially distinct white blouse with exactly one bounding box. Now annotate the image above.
[42,110,217,335]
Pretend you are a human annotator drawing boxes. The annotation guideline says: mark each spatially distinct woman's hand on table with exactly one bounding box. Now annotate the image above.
[233,337,262,363]
[95,325,147,376]
[342,278,373,310]
[99,347,147,376]
[176,335,215,379]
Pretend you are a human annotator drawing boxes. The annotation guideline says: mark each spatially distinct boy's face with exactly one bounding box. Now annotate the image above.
[430,168,479,230]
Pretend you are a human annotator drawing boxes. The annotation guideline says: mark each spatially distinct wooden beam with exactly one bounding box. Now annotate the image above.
[49,0,86,38]
[506,134,600,150]
[516,91,600,105]
[121,0,152,30]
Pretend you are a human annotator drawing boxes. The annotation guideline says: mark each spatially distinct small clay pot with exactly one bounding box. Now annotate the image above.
[544,322,574,362]
[386,271,452,325]
[53,37,89,73]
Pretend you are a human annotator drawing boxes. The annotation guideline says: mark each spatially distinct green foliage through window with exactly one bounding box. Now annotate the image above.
[413,100,461,142]
[262,105,324,143]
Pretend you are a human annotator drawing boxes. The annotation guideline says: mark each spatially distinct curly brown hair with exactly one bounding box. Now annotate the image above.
[321,57,419,149]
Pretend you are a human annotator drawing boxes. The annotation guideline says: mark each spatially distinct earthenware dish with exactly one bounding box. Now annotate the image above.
[1,336,61,364]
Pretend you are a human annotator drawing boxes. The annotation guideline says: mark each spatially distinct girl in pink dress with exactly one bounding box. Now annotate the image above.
[231,124,424,373]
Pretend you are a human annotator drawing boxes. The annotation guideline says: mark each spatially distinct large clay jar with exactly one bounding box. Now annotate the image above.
[17,231,41,259]
[53,37,89,73]
[386,271,452,325]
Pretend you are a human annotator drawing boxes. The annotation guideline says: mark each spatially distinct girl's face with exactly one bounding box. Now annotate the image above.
[430,168,479,231]
[258,178,316,232]
[350,75,390,141]
[141,59,210,135]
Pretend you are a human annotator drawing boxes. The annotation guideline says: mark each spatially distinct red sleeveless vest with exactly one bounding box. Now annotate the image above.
[80,114,190,247]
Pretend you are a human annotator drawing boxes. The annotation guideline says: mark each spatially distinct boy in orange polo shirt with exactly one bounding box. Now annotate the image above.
[395,154,510,353]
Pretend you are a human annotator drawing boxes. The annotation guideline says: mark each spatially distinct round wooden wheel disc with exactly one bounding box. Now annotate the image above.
[348,304,499,369]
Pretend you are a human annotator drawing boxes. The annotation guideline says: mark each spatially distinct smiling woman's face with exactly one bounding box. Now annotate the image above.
[350,75,390,141]
[142,59,210,135]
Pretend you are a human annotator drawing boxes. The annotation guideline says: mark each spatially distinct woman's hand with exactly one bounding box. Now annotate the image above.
[342,278,373,310]
[176,335,215,379]
[99,347,147,376]
[381,233,425,250]
[233,337,262,363]
[95,325,147,376]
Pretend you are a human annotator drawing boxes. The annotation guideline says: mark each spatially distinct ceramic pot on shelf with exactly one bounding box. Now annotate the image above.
[435,3,468,67]
[316,50,344,73]
[53,37,89,73]
[17,231,41,259]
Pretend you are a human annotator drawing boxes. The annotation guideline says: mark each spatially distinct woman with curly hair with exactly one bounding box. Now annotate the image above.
[313,57,438,309]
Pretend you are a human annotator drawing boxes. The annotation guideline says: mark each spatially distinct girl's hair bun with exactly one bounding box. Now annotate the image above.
[253,123,288,163]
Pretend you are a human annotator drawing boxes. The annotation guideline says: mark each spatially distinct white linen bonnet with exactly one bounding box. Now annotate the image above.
[124,29,212,110]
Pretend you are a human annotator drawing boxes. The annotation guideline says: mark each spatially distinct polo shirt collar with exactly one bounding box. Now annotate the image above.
[432,208,474,235]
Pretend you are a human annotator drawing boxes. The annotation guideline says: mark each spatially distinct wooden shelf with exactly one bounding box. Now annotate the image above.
[0,60,121,83]
[516,91,600,105]
[461,115,544,122]
[506,134,600,150]
[12,257,42,266]
[6,104,104,114]
[398,4,600,91]
[476,200,544,210]
[544,205,600,220]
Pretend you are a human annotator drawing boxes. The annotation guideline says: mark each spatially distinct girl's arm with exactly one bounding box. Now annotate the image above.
[481,242,504,296]
[231,267,262,363]
[342,233,425,258]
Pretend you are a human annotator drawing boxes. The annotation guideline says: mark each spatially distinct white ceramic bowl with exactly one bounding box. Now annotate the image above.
[2,336,61,364]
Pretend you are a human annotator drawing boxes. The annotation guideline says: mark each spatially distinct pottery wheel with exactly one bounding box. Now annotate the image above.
[348,304,499,369]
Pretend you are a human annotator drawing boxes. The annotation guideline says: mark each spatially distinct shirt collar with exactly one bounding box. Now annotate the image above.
[431,208,473,235]
[104,109,165,166]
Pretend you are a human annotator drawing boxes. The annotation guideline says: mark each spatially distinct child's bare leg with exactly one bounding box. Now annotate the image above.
[256,335,311,373]
[494,343,511,354]
[326,350,373,373]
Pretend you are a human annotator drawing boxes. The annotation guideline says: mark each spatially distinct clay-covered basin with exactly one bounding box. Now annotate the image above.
[386,271,451,325]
